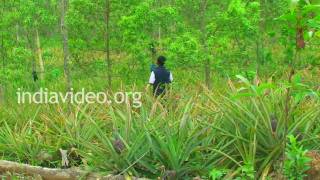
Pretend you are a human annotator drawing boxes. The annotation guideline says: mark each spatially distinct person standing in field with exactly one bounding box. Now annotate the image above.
[149,56,173,96]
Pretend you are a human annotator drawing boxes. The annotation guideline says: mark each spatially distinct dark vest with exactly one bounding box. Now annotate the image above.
[153,66,171,96]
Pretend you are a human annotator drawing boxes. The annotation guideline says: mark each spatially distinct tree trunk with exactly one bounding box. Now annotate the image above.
[255,40,262,75]
[204,58,211,89]
[158,23,162,51]
[0,160,148,180]
[1,16,5,103]
[16,24,20,43]
[200,0,211,89]
[1,0,5,74]
[1,31,5,75]
[104,0,112,88]
[61,0,72,91]
[256,0,266,76]
[26,31,37,80]
[35,28,45,80]
[0,85,3,104]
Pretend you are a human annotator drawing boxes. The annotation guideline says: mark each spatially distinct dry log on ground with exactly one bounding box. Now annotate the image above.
[0,160,147,180]
[306,150,320,180]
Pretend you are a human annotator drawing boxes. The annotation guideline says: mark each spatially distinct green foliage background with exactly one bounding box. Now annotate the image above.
[0,0,320,179]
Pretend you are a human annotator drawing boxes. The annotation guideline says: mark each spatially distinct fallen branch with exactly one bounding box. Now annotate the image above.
[0,160,147,180]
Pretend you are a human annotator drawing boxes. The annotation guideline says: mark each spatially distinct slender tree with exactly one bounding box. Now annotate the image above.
[35,28,45,80]
[0,0,6,103]
[104,0,112,88]
[61,0,72,91]
[200,0,211,89]
[1,34,4,74]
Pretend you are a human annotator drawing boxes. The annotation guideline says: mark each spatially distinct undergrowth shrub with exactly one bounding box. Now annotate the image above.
[284,135,311,180]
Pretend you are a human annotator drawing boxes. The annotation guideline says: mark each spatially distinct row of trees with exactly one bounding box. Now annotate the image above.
[0,0,319,91]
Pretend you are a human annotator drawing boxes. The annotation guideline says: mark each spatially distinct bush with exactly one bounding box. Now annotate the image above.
[284,135,311,180]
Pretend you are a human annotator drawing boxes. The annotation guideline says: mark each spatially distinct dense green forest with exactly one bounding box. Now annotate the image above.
[0,0,320,179]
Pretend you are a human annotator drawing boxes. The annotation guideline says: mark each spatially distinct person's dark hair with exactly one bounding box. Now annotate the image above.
[157,56,166,66]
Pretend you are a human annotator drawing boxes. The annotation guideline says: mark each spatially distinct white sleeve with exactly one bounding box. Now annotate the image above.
[149,71,155,84]
[169,72,173,82]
